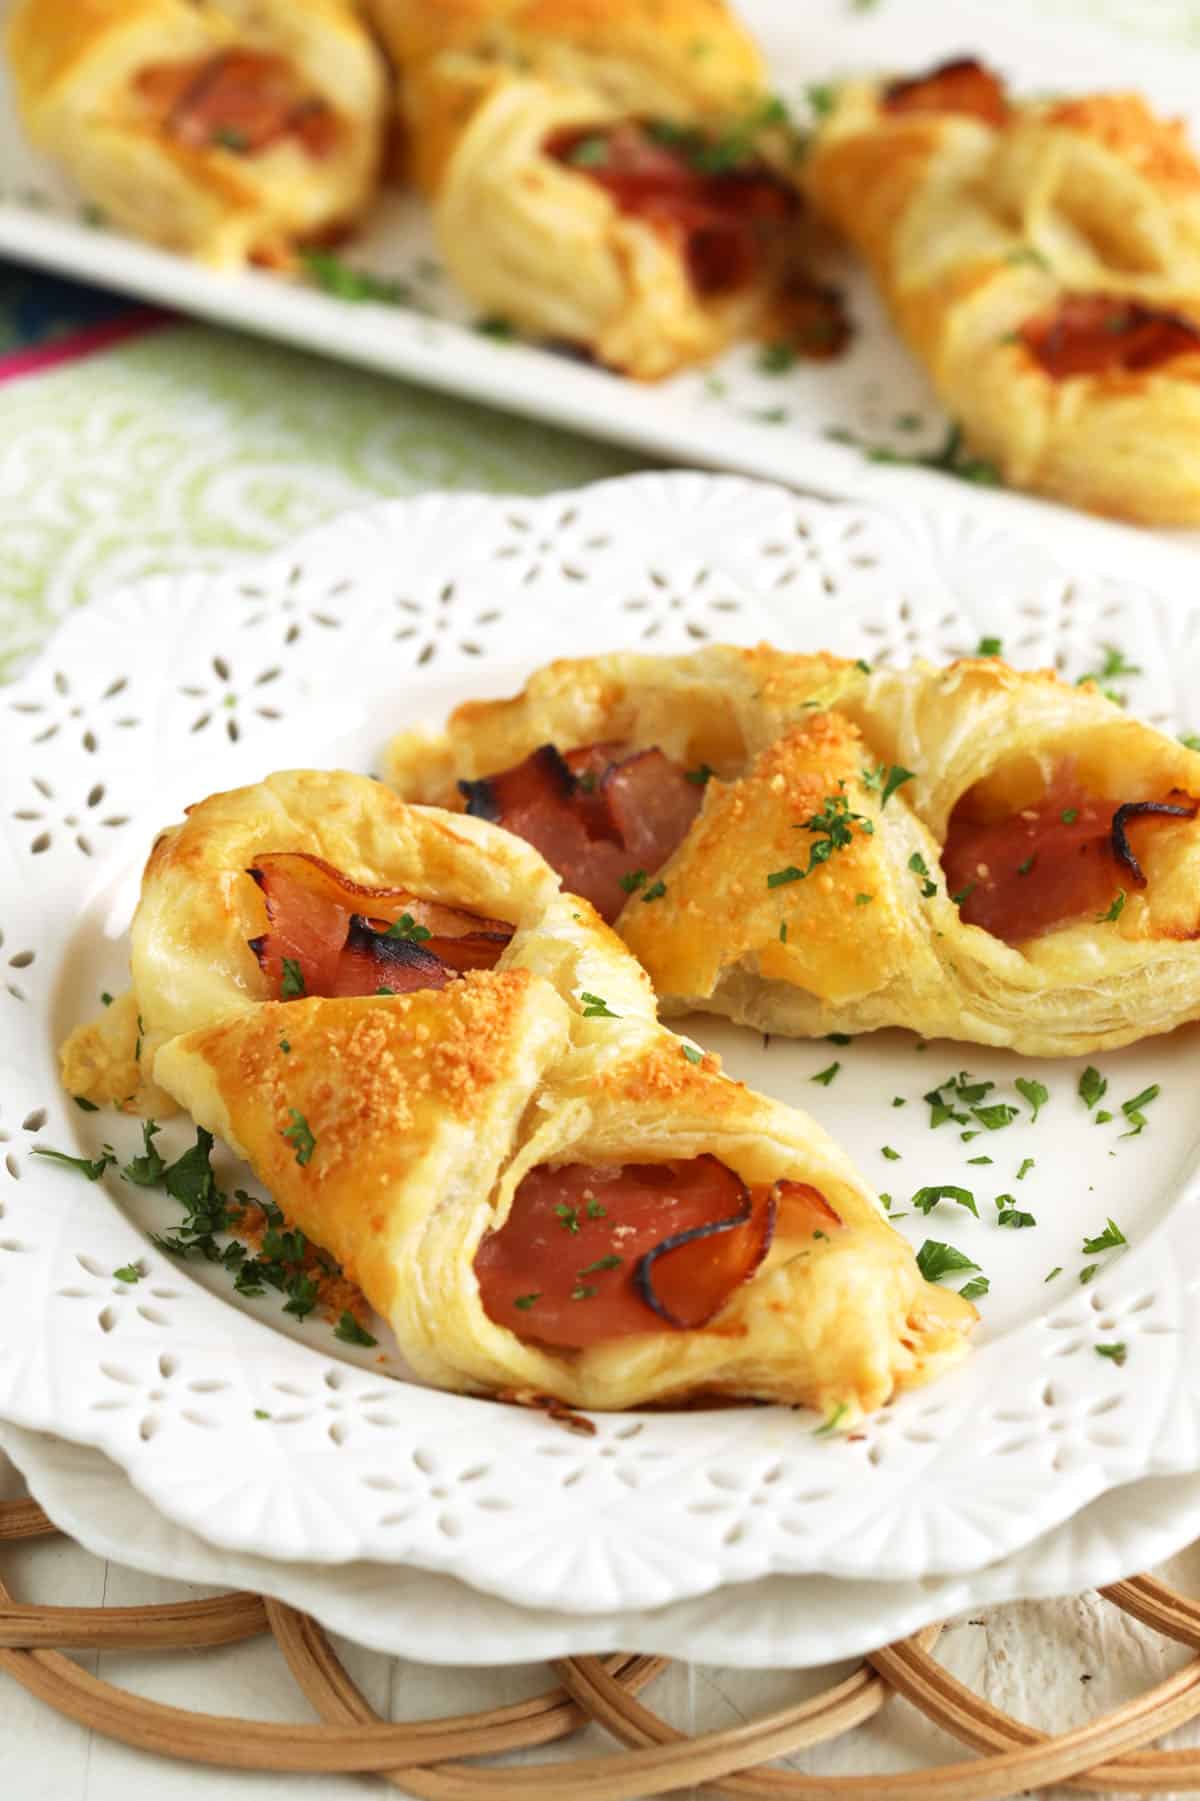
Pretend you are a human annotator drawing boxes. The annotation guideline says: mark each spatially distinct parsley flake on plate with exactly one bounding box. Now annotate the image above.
[32,1144,117,1182]
[334,1311,378,1347]
[1082,1217,1127,1254]
[811,1061,841,1086]
[912,1185,978,1218]
[1095,1342,1127,1365]
[1015,1077,1048,1122]
[1079,1067,1107,1110]
[1120,1085,1160,1138]
[916,1239,980,1283]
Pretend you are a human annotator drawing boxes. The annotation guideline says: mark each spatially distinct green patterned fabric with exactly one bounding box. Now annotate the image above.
[0,320,641,681]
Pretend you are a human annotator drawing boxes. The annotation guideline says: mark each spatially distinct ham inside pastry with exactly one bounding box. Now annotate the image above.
[1018,295,1200,379]
[460,742,703,922]
[136,49,340,158]
[475,1155,838,1348]
[943,770,1199,943]
[882,56,1009,125]
[247,851,512,998]
[544,120,796,298]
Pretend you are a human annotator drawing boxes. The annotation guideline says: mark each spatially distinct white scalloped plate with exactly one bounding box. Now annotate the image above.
[8,1421,1200,1670]
[3,0,1200,573]
[4,474,1200,1617]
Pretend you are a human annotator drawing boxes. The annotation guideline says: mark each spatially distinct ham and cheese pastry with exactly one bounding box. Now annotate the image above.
[5,0,386,268]
[386,644,1200,1056]
[369,0,829,378]
[153,942,972,1417]
[803,60,1200,522]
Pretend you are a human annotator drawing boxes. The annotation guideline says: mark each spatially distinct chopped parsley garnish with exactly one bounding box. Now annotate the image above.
[967,1155,993,1166]
[892,1096,906,1108]
[334,1311,378,1347]
[811,1061,841,1086]
[826,420,1001,486]
[100,991,113,1007]
[685,763,715,786]
[1079,1264,1100,1285]
[112,1264,141,1284]
[862,763,916,807]
[641,880,667,902]
[283,1274,319,1320]
[1017,1157,1035,1181]
[912,1185,978,1218]
[1095,1109,1114,1124]
[959,1275,990,1300]
[570,1283,599,1302]
[1120,1085,1159,1137]
[1006,244,1050,269]
[976,637,1003,657]
[556,1203,580,1234]
[1017,854,1036,876]
[1045,1266,1063,1283]
[881,1145,900,1161]
[779,921,788,942]
[282,1109,316,1167]
[769,786,873,888]
[1079,1066,1107,1110]
[280,958,306,997]
[828,1033,853,1045]
[916,1239,980,1283]
[475,314,516,340]
[950,882,977,907]
[908,851,937,897]
[254,1409,271,1420]
[302,250,414,306]
[681,1043,703,1065]
[1082,1217,1127,1254]
[1095,1342,1127,1365]
[1015,1078,1048,1122]
[1181,734,1200,752]
[1096,890,1126,923]
[566,134,609,167]
[807,82,837,118]
[1061,808,1079,825]
[279,1038,291,1054]
[620,869,648,893]
[585,1197,607,1219]
[121,1119,166,1188]
[1077,645,1141,705]
[386,913,432,942]
[376,986,395,996]
[134,1013,144,1062]
[33,1144,117,1182]
[580,991,620,1017]
[758,340,797,375]
[813,1400,850,1436]
[972,1103,1019,1131]
[996,1203,1036,1229]
[514,1293,540,1310]
[855,892,874,906]
[579,1255,622,1274]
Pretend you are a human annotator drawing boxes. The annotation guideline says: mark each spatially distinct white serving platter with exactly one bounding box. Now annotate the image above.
[3,475,1200,1620]
[3,0,1200,583]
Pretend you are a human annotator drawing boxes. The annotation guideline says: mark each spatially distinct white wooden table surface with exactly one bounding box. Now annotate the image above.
[6,1446,1200,1801]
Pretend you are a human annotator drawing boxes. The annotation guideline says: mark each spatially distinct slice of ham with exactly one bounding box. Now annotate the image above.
[942,777,1198,944]
[475,1155,794,1349]
[1019,295,1200,380]
[882,58,1009,126]
[544,121,795,297]
[246,851,512,998]
[137,50,338,159]
[460,742,702,923]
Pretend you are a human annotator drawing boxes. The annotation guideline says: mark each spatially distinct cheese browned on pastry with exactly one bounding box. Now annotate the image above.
[369,0,834,378]
[385,644,1200,1055]
[59,767,565,1112]
[153,947,972,1417]
[803,60,1200,522]
[5,0,386,267]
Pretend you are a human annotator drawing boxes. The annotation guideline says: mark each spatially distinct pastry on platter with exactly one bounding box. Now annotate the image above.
[60,765,972,1416]
[803,59,1200,522]
[5,0,386,267]
[369,0,841,378]
[385,644,1200,1055]
[154,934,972,1417]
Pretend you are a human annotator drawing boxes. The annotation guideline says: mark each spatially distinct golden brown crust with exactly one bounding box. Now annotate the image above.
[387,643,1200,1055]
[804,78,1200,522]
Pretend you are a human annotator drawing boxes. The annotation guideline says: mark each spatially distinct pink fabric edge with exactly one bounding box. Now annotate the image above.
[0,309,171,386]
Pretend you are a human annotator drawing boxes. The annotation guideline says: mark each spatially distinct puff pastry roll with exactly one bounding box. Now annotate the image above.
[6,0,386,267]
[386,644,1200,1055]
[59,767,598,1112]
[370,1,837,378]
[154,969,972,1416]
[803,59,1200,521]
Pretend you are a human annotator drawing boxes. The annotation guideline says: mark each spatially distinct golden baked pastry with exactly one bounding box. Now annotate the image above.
[154,953,972,1416]
[803,59,1200,522]
[5,0,386,267]
[385,643,1200,1055]
[369,0,836,378]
